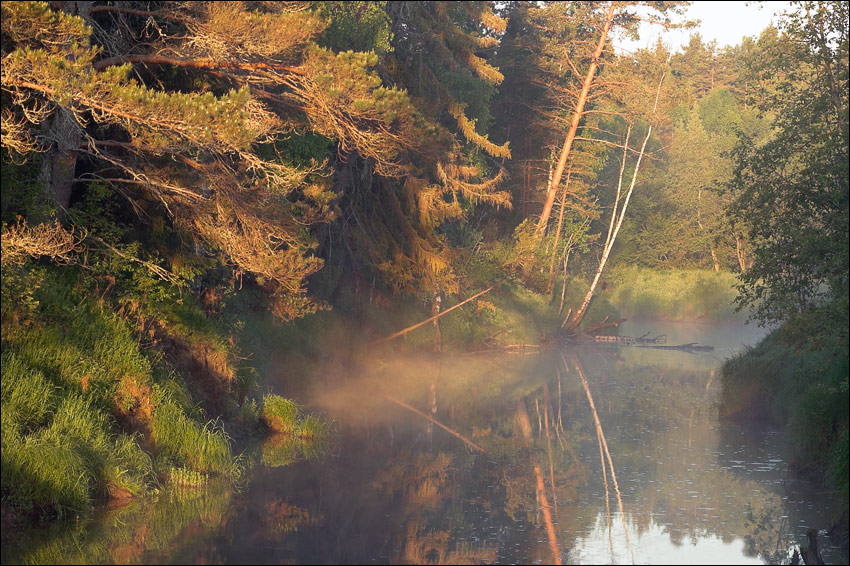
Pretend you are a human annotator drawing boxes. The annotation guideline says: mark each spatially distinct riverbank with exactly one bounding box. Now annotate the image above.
[0,262,772,532]
[0,262,328,530]
[719,321,849,552]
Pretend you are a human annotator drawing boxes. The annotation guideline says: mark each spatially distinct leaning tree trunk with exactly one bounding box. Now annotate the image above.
[547,167,572,295]
[564,61,669,333]
[564,126,648,333]
[535,2,616,236]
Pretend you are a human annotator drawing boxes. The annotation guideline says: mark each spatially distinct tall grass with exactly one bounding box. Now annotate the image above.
[1,265,244,520]
[1,351,56,432]
[256,393,333,468]
[261,394,300,434]
[605,265,742,321]
[260,394,333,439]
[150,392,236,478]
[1,349,158,518]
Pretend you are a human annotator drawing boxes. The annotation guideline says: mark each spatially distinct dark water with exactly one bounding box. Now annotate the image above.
[4,321,846,564]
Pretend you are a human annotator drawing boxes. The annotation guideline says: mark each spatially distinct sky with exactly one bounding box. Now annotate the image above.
[614,1,793,54]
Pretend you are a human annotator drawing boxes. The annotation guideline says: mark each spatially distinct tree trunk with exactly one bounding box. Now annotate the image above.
[38,1,92,214]
[564,61,669,333]
[735,233,747,272]
[547,168,572,295]
[39,108,80,213]
[558,232,575,316]
[535,2,616,236]
[562,124,631,331]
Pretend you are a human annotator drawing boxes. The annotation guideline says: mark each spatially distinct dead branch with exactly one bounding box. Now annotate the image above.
[366,276,507,346]
[584,315,627,335]
[1,219,86,265]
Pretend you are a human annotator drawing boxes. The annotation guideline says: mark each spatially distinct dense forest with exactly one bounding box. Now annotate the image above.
[1,0,847,547]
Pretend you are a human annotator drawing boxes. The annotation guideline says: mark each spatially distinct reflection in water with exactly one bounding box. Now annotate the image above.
[4,479,234,564]
[5,322,845,564]
[567,350,634,564]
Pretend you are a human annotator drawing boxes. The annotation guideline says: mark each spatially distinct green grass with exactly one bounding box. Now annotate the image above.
[257,394,333,468]
[261,394,301,434]
[1,424,92,518]
[1,348,156,518]
[260,394,333,439]
[1,264,246,521]
[604,265,742,321]
[150,392,236,477]
[297,413,332,440]
[1,351,56,432]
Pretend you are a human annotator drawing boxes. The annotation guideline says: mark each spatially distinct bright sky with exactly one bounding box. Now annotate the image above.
[614,1,793,54]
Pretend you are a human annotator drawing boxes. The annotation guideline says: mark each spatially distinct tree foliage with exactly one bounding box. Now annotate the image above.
[726,1,849,329]
[1,1,497,318]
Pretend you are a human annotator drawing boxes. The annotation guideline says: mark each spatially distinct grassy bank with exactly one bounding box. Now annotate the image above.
[719,323,849,524]
[0,261,329,525]
[0,264,242,521]
[307,266,744,355]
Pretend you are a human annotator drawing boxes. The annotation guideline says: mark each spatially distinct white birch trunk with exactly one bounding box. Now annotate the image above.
[564,60,669,333]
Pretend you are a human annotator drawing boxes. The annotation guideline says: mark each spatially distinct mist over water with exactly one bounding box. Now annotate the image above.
[5,321,844,565]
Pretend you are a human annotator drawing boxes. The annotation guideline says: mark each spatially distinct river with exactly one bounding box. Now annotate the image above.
[3,321,846,564]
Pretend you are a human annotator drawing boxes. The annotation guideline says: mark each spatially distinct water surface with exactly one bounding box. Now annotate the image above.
[4,321,845,564]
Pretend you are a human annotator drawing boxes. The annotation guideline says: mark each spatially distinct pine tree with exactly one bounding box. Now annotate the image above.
[1,1,461,319]
[316,1,513,301]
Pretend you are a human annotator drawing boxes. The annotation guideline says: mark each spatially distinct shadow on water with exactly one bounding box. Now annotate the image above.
[4,321,846,564]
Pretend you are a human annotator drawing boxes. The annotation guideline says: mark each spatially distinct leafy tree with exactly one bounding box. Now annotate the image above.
[726,1,848,331]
